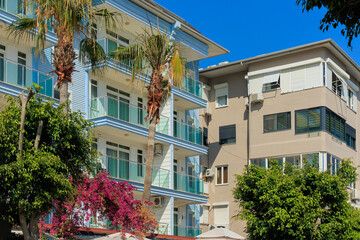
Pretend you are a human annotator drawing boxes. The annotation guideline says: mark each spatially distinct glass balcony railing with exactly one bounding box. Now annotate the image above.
[96,37,203,99]
[89,96,169,135]
[0,56,54,97]
[155,223,169,235]
[180,77,203,98]
[174,225,202,237]
[105,156,170,189]
[174,119,203,145]
[174,172,204,195]
[0,1,26,15]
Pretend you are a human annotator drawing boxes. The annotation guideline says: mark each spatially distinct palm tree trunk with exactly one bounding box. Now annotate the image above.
[52,31,76,113]
[142,116,157,202]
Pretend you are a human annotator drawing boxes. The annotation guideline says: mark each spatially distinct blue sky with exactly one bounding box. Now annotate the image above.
[156,0,360,69]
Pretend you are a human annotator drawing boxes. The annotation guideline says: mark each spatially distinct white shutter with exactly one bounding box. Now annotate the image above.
[248,75,263,94]
[305,64,321,88]
[280,70,291,93]
[290,67,305,91]
[214,205,229,225]
[353,91,358,112]
[326,65,333,90]
[215,87,227,98]
[263,72,280,84]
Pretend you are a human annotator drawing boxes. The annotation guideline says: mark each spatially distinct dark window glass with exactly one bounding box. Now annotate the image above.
[203,127,208,146]
[325,109,345,140]
[264,112,291,132]
[295,108,321,133]
[219,124,236,144]
[250,158,266,168]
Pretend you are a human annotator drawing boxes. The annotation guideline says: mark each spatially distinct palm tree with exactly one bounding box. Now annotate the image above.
[109,28,187,201]
[8,0,118,113]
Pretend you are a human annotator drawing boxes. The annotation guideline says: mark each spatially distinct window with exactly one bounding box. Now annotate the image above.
[285,155,301,168]
[216,166,228,185]
[348,89,355,110]
[203,127,208,146]
[106,29,129,54]
[250,158,266,168]
[325,109,345,141]
[18,51,26,86]
[137,150,144,177]
[332,72,343,97]
[327,154,341,175]
[264,112,291,132]
[219,124,236,144]
[262,73,280,92]
[0,44,5,82]
[295,108,321,134]
[215,83,228,108]
[200,205,209,224]
[214,205,229,225]
[345,124,356,150]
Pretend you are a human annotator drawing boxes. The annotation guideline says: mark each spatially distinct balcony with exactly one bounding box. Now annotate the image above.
[174,120,203,146]
[174,172,204,195]
[0,56,55,98]
[89,96,169,135]
[174,225,202,238]
[93,37,205,109]
[105,155,170,189]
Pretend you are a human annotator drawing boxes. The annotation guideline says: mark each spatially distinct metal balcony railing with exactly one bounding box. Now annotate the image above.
[89,96,170,135]
[0,56,54,97]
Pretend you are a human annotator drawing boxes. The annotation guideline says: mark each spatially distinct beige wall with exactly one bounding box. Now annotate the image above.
[199,46,360,237]
[200,71,248,236]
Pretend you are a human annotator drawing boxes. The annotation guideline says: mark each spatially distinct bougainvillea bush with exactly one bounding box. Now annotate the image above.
[46,172,158,239]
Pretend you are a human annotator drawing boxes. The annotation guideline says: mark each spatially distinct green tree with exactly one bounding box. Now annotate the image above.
[0,90,98,240]
[8,0,118,112]
[109,28,187,201]
[233,159,360,240]
[296,0,360,47]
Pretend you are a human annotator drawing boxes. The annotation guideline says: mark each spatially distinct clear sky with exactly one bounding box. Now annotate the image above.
[156,0,360,69]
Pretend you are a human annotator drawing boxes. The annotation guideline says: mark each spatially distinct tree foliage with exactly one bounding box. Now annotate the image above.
[0,90,97,239]
[296,0,360,47]
[48,172,158,239]
[233,159,360,240]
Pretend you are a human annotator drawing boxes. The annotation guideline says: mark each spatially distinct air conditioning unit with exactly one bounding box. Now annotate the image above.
[205,169,215,178]
[250,93,264,103]
[151,197,163,207]
[351,189,360,200]
[154,143,163,156]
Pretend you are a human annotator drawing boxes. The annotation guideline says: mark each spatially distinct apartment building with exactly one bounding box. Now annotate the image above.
[199,39,360,236]
[0,0,227,237]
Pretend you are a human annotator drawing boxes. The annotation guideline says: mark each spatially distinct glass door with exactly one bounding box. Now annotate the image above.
[137,97,145,126]
[118,90,130,122]
[188,165,195,193]
[188,117,195,143]
[118,145,130,180]
[17,52,26,87]
[106,148,118,178]
[173,209,179,236]
[173,111,178,137]
[0,51,4,82]
[174,159,178,190]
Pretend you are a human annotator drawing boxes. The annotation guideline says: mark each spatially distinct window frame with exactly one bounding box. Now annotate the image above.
[331,72,343,97]
[219,124,236,145]
[215,165,229,185]
[263,112,291,133]
[295,107,322,134]
[214,83,228,108]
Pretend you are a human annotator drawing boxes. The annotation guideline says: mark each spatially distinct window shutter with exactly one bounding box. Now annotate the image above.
[346,124,356,139]
[214,205,229,225]
[219,125,236,141]
[263,72,280,84]
[215,87,227,98]
[290,67,305,91]
[305,64,321,88]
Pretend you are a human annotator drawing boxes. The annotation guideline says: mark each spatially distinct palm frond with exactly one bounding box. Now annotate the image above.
[79,37,107,72]
[7,17,38,43]
[170,49,186,88]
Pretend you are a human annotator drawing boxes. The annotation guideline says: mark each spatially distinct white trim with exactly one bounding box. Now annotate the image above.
[212,202,229,206]
[248,57,323,78]
[326,58,350,80]
[347,79,359,92]
[214,83,228,89]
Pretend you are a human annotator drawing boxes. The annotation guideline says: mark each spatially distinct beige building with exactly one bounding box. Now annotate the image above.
[198,39,360,236]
